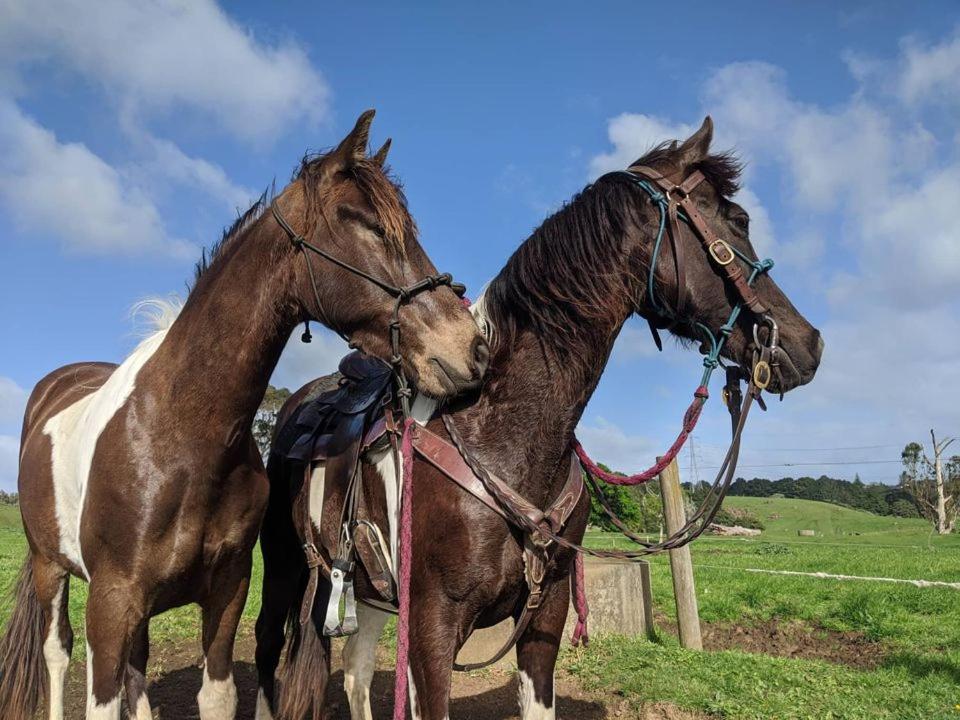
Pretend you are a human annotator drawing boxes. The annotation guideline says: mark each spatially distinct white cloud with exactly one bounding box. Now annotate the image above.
[0,0,330,143]
[589,113,693,178]
[0,436,17,492]
[575,417,654,474]
[270,327,349,392]
[121,122,255,213]
[896,30,960,108]
[0,101,193,257]
[0,377,27,427]
[588,35,960,481]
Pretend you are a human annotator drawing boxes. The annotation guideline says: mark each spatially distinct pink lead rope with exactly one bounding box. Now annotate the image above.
[394,418,416,720]
[572,385,708,486]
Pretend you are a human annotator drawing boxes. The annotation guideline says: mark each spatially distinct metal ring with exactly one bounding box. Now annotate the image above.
[753,360,771,390]
[708,239,735,266]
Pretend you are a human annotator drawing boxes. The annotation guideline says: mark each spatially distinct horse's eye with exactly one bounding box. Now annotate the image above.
[733,215,749,232]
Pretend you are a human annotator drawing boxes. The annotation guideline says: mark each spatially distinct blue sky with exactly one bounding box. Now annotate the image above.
[1,1,958,491]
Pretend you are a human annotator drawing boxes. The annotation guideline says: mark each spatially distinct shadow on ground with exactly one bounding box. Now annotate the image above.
[147,663,608,719]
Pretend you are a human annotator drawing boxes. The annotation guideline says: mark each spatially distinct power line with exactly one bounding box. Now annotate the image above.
[700,459,904,470]
[696,442,901,453]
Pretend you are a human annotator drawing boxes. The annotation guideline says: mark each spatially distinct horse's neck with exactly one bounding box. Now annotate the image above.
[156,224,300,446]
[461,234,643,507]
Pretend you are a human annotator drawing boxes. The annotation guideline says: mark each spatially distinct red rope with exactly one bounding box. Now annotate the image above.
[570,552,589,646]
[393,418,416,720]
[572,386,708,486]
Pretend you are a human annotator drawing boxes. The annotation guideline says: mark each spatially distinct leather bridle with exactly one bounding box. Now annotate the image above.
[271,204,465,417]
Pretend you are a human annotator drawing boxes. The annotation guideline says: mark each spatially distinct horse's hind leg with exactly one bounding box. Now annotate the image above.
[515,578,570,720]
[35,558,72,720]
[255,460,307,720]
[124,622,151,720]
[198,559,249,720]
[342,603,390,720]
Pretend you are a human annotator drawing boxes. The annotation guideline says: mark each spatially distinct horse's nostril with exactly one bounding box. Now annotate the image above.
[472,336,490,378]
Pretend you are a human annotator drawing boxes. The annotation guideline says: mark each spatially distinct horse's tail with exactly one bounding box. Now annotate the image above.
[276,592,328,720]
[0,557,48,720]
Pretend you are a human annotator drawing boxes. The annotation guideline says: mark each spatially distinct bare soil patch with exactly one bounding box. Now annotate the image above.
[60,632,706,719]
[657,615,886,670]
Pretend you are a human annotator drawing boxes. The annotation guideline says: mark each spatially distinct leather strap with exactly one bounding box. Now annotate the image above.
[627,166,768,315]
[410,424,584,671]
[298,460,330,626]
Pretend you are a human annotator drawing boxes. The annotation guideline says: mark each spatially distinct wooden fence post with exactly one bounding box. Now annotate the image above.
[639,560,657,641]
[658,456,702,650]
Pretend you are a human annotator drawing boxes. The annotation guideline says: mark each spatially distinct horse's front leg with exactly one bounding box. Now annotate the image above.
[515,577,570,720]
[198,558,251,720]
[407,596,461,720]
[343,603,390,720]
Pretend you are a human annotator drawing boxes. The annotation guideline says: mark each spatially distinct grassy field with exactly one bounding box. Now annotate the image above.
[1,498,958,718]
[574,496,960,719]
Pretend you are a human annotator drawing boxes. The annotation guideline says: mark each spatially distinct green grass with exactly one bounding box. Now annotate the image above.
[1,497,958,718]
[0,503,264,660]
[575,497,960,718]
[564,636,960,720]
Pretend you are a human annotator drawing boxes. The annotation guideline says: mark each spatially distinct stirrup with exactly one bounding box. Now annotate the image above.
[323,558,359,636]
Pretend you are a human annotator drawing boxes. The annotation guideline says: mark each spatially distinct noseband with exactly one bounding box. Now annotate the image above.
[271,204,464,417]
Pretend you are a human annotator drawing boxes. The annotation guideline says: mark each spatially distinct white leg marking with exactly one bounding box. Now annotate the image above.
[197,664,238,720]
[518,670,555,720]
[43,582,69,720]
[407,667,421,720]
[87,695,121,720]
[43,323,174,579]
[254,688,275,720]
[343,604,389,720]
[132,693,153,720]
[133,692,153,720]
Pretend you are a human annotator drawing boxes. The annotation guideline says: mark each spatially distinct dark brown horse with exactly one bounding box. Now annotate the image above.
[255,118,823,719]
[0,111,489,720]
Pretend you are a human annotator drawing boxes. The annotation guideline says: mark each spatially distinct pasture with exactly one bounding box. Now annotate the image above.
[1,497,958,718]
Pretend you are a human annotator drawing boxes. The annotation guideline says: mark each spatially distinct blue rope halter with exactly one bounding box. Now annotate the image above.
[618,171,776,387]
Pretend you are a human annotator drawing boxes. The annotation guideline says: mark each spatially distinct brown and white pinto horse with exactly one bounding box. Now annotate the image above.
[256,118,824,719]
[0,111,488,720]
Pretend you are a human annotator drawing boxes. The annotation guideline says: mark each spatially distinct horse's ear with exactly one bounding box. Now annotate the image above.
[325,109,376,178]
[372,138,392,168]
[676,116,713,168]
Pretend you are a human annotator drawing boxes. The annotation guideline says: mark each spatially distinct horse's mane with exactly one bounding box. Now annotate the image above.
[192,153,413,288]
[483,143,742,361]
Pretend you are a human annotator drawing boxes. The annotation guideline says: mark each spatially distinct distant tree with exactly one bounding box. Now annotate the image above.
[0,490,18,505]
[253,385,292,460]
[900,432,958,534]
[890,498,921,518]
[586,463,662,533]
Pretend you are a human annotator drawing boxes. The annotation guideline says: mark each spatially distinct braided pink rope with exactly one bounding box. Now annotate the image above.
[570,552,589,646]
[572,386,709,486]
[393,418,416,720]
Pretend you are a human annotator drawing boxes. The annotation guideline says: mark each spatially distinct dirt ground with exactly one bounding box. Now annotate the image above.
[57,619,880,718]
[60,632,704,719]
[655,615,886,670]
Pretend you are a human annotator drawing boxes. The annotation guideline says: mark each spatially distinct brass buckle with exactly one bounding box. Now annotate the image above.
[752,360,771,390]
[709,239,735,266]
